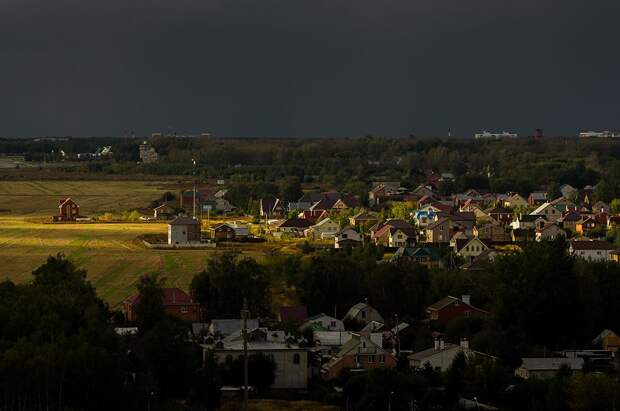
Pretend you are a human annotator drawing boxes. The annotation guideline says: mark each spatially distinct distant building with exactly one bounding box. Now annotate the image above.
[579,130,620,138]
[53,198,83,222]
[139,141,158,163]
[123,287,201,322]
[474,131,518,139]
[515,357,584,380]
[427,295,489,326]
[168,216,201,245]
[343,301,385,325]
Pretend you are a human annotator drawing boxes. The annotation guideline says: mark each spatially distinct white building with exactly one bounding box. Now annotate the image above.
[569,240,616,262]
[168,216,201,245]
[409,339,479,372]
[474,131,518,139]
[579,130,620,138]
[300,313,345,332]
[205,328,308,389]
[334,227,363,248]
[515,357,584,380]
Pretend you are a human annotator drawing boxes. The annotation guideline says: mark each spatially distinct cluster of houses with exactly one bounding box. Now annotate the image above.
[120,287,620,391]
[244,179,620,269]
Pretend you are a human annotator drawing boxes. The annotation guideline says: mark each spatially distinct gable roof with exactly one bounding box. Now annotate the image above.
[427,295,489,314]
[570,239,616,251]
[427,217,450,230]
[169,216,200,225]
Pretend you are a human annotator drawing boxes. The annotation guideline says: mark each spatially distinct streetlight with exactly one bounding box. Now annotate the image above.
[388,391,394,411]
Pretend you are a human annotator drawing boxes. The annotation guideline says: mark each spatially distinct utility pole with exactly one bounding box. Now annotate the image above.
[192,158,197,219]
[241,298,249,411]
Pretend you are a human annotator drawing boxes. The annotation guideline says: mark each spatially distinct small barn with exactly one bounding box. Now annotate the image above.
[53,198,83,222]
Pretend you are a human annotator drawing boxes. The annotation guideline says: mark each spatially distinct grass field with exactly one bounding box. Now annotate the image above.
[0,180,178,215]
[0,180,295,309]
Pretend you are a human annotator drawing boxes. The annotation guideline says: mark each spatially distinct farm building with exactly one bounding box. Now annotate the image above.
[53,198,84,222]
[168,216,201,245]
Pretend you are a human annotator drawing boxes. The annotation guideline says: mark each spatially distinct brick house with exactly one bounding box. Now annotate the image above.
[53,198,82,221]
[123,287,201,322]
[427,295,489,326]
[322,334,397,379]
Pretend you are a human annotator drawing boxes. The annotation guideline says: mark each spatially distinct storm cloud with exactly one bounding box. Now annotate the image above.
[1,0,619,137]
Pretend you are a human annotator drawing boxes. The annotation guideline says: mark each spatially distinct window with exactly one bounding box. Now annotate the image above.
[330,320,336,328]
[361,310,367,319]
[368,355,375,363]
[379,355,385,363]
[181,306,188,313]
[293,353,301,365]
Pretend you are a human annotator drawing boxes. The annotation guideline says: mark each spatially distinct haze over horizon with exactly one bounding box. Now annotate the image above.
[1,0,619,138]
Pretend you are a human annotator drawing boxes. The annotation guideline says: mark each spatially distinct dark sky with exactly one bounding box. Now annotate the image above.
[1,0,619,138]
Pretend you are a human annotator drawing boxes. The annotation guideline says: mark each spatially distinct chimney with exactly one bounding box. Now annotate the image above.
[434,338,440,351]
[439,339,445,350]
[461,295,471,305]
[460,338,469,349]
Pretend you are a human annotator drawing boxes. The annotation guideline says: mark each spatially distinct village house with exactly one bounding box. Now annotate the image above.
[414,209,439,227]
[575,216,603,236]
[569,239,616,262]
[427,295,489,326]
[343,301,385,326]
[592,329,620,351]
[123,287,201,322]
[515,357,583,380]
[208,328,308,389]
[485,206,513,225]
[301,313,345,332]
[304,217,340,240]
[528,192,547,206]
[390,247,443,269]
[259,197,286,218]
[53,198,83,222]
[368,182,401,206]
[535,223,566,242]
[608,215,620,230]
[209,222,248,241]
[592,201,611,214]
[455,237,492,259]
[349,211,379,228]
[474,220,510,242]
[451,212,476,235]
[511,214,547,230]
[322,333,397,380]
[313,331,354,357]
[276,218,313,236]
[334,227,363,249]
[504,193,528,209]
[557,211,582,232]
[425,217,451,243]
[530,203,562,222]
[153,203,175,220]
[371,219,416,248]
[409,338,490,372]
[168,216,201,245]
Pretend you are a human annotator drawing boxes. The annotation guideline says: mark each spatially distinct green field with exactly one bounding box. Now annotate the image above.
[0,180,287,309]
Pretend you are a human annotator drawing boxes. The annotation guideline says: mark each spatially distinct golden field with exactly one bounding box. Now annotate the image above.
[0,180,292,309]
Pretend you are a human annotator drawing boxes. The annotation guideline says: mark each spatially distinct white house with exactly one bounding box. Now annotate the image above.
[334,227,363,248]
[455,237,492,259]
[569,240,616,262]
[305,217,340,240]
[409,339,486,372]
[168,216,201,245]
[300,313,345,332]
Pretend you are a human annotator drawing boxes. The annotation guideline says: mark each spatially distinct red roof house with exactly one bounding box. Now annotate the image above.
[123,287,201,322]
[427,295,489,326]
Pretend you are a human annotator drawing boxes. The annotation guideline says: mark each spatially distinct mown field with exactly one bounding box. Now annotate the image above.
[0,180,294,309]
